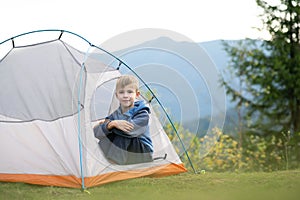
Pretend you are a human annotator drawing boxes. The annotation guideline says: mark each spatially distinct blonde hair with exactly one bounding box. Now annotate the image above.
[115,75,139,91]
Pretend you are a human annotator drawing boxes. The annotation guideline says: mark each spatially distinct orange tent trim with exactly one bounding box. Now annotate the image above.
[0,163,187,188]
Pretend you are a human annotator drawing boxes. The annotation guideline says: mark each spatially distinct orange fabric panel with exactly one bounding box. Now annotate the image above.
[0,174,81,188]
[0,163,187,188]
[85,163,187,187]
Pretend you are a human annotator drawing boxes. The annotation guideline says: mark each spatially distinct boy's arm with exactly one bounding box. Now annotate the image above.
[105,110,149,138]
[94,109,149,138]
[126,109,149,137]
[93,118,112,139]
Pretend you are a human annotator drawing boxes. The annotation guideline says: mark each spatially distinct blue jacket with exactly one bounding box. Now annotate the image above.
[94,100,153,152]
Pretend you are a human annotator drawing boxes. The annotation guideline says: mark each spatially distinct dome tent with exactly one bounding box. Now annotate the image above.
[0,30,190,189]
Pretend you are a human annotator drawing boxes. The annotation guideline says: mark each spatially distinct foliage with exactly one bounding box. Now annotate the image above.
[149,0,300,172]
[164,121,300,172]
[199,133,243,172]
[222,0,300,164]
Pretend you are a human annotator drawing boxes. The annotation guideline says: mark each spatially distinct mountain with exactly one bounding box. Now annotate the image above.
[95,37,241,135]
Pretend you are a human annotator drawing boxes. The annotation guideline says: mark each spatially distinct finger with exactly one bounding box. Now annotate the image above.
[122,127,131,133]
[127,124,134,131]
[126,122,134,128]
[125,125,134,132]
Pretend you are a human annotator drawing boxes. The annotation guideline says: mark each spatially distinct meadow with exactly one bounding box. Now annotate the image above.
[1,170,299,200]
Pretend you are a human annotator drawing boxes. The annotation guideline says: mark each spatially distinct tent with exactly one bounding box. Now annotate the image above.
[0,30,188,189]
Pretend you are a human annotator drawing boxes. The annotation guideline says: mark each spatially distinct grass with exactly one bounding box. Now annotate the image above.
[1,170,300,200]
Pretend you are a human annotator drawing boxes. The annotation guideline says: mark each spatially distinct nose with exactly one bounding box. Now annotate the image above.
[123,92,129,98]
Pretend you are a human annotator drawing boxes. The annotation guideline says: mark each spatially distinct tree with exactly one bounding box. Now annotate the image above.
[223,0,300,165]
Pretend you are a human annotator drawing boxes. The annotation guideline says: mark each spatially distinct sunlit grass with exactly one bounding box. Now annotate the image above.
[1,170,299,200]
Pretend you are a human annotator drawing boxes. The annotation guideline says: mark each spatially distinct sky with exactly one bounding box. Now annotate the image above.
[0,0,268,46]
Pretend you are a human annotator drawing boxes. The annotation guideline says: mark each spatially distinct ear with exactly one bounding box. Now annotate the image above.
[136,90,140,97]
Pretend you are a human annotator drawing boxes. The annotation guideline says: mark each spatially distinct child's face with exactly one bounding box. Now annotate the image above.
[116,83,140,112]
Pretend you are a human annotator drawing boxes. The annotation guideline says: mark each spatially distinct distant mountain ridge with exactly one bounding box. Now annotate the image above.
[103,37,241,134]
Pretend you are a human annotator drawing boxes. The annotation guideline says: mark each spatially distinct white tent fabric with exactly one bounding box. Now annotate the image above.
[0,38,186,188]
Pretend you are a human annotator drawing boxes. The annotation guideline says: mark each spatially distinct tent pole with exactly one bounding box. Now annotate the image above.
[90,44,197,173]
[77,62,86,190]
[149,94,197,174]
[157,104,197,173]
[58,30,64,40]
[119,64,197,174]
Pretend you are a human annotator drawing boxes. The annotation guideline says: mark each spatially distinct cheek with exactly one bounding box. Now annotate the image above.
[130,93,137,98]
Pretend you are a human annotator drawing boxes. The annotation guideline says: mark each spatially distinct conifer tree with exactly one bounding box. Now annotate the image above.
[223,0,300,163]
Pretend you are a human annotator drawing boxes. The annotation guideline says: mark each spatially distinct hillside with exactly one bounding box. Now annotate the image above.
[94,37,241,135]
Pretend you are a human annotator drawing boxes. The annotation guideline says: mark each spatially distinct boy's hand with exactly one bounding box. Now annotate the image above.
[93,119,106,129]
[98,119,106,125]
[108,120,134,133]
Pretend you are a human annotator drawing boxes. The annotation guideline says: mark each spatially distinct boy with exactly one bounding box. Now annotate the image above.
[93,75,153,165]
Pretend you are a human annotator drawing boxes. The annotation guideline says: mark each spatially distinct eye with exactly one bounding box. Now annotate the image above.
[127,90,134,93]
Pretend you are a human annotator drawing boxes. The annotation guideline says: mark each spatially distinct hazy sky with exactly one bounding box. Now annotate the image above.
[1,0,266,44]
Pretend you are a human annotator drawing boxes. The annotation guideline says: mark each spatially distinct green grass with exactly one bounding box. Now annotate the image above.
[1,170,300,200]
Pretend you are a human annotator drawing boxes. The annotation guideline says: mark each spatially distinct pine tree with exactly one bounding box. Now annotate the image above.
[223,0,300,165]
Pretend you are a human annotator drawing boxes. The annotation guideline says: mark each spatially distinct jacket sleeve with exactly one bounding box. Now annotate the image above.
[93,118,112,140]
[127,109,149,137]
[109,109,150,138]
[94,109,150,139]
